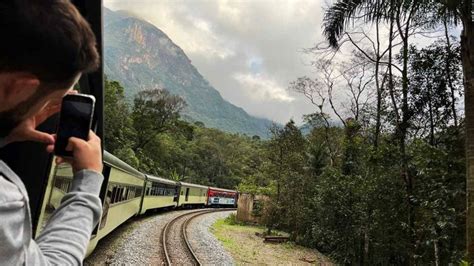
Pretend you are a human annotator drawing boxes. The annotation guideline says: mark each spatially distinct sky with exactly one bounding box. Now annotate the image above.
[104,0,327,124]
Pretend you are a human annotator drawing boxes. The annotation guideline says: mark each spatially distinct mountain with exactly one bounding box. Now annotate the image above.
[103,8,273,138]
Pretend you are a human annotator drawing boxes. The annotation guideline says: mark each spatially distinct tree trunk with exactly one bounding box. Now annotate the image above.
[444,17,458,127]
[428,84,435,146]
[374,18,382,149]
[461,5,474,261]
[396,2,416,262]
[434,239,440,266]
[401,24,414,266]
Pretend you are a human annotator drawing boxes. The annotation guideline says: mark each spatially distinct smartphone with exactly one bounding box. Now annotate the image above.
[54,94,95,157]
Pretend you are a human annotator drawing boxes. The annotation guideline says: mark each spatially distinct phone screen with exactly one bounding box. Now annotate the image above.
[55,96,94,157]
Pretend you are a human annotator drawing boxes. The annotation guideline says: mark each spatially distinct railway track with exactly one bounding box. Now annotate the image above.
[162,208,236,266]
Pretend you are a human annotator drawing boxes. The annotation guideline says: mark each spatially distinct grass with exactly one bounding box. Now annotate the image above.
[212,215,333,265]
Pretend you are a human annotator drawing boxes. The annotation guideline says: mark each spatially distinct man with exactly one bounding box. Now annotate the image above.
[0,0,103,264]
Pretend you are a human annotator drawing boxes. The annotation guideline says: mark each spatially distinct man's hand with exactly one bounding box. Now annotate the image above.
[5,101,60,145]
[47,131,103,174]
[4,90,78,145]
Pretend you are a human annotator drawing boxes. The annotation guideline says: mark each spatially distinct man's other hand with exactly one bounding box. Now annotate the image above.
[4,90,78,145]
[46,131,103,174]
[5,102,59,145]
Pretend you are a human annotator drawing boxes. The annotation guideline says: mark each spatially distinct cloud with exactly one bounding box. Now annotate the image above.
[105,0,324,124]
[233,73,295,102]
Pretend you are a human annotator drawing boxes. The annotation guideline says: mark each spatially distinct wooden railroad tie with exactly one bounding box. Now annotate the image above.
[263,236,289,243]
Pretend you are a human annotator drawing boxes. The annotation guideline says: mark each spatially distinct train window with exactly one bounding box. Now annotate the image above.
[118,187,124,202]
[111,186,117,204]
[114,187,119,203]
[130,188,135,199]
[116,186,120,203]
[122,188,128,201]
[113,187,119,203]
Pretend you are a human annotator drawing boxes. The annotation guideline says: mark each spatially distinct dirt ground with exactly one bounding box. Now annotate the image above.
[211,218,333,265]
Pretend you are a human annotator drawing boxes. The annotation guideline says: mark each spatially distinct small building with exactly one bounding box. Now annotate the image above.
[236,193,269,224]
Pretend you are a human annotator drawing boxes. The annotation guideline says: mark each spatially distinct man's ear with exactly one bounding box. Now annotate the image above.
[2,74,40,106]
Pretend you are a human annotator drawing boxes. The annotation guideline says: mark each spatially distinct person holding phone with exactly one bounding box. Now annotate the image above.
[0,0,103,264]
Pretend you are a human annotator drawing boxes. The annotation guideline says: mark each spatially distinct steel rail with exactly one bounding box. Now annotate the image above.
[162,208,236,266]
[162,209,211,266]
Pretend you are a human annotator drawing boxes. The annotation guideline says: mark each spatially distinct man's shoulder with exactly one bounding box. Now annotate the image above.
[0,161,27,205]
[0,174,25,205]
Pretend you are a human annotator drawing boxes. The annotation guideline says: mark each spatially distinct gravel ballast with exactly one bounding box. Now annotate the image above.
[187,210,236,266]
[84,208,235,265]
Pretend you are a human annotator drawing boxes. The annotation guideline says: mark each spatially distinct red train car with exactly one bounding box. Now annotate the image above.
[207,187,238,207]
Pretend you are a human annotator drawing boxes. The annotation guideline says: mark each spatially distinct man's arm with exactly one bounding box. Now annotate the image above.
[30,170,103,265]
[30,130,104,265]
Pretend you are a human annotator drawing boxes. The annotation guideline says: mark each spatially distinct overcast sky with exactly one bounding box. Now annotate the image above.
[105,0,328,124]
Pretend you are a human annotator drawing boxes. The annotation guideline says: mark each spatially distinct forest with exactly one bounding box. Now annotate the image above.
[103,0,473,264]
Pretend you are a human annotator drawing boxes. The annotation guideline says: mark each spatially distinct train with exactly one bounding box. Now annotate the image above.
[36,151,238,256]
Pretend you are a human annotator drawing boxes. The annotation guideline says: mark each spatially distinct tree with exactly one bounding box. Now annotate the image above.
[408,41,462,145]
[131,89,186,151]
[263,121,309,238]
[103,78,138,167]
[322,0,474,258]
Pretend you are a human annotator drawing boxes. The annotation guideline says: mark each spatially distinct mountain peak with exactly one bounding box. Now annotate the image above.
[104,8,273,138]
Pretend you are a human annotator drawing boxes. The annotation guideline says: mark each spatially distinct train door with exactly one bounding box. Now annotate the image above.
[185,187,190,202]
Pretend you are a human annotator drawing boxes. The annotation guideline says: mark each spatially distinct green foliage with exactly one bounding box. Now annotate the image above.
[132,89,186,151]
[103,78,139,166]
[224,213,247,226]
[104,79,266,189]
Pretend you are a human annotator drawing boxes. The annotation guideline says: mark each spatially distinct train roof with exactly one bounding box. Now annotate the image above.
[145,175,179,186]
[103,151,146,179]
[179,181,209,189]
[208,187,237,193]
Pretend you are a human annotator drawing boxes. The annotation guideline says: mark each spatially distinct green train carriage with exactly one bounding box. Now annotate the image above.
[140,175,179,214]
[37,151,146,256]
[177,181,208,207]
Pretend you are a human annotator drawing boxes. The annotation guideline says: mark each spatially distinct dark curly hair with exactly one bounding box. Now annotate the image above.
[0,0,99,87]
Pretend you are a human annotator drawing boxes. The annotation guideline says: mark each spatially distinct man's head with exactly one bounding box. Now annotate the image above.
[0,0,99,138]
